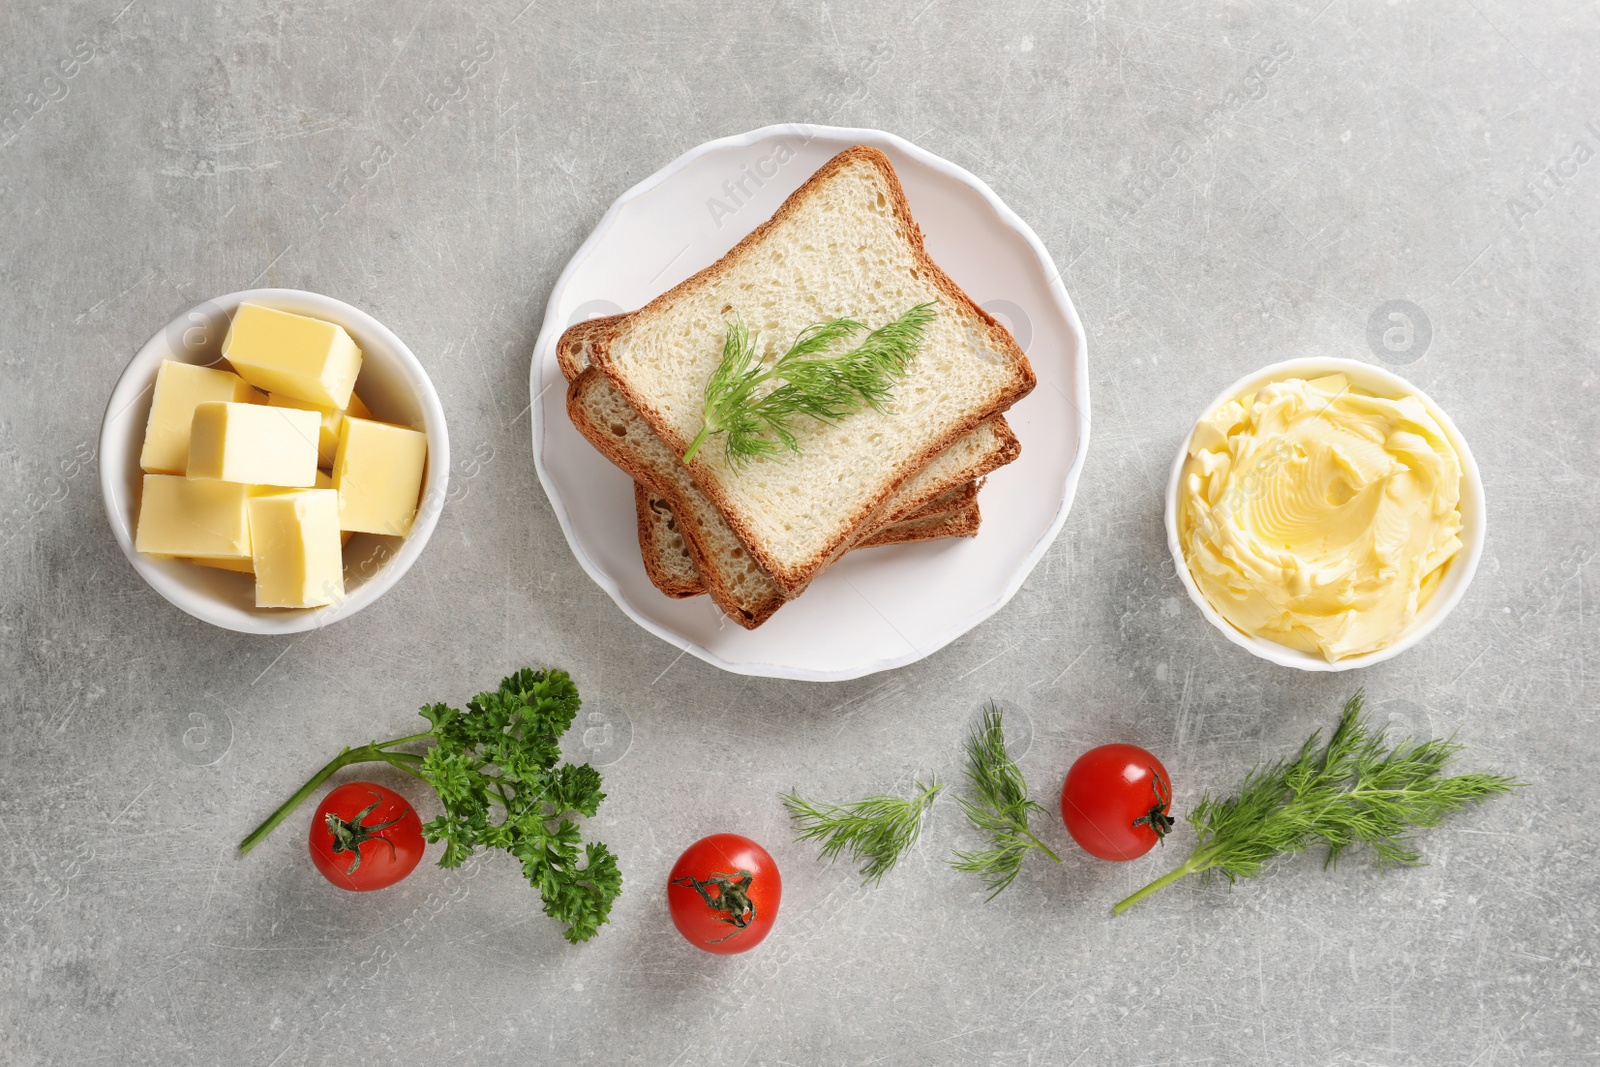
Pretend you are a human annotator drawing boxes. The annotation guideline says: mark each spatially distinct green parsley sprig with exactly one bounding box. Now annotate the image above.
[782,778,943,885]
[239,668,621,944]
[951,703,1061,899]
[1113,692,1520,915]
[681,302,937,467]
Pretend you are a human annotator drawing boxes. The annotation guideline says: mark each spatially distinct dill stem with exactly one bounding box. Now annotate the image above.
[1020,827,1063,864]
[1112,850,1212,915]
[681,424,713,465]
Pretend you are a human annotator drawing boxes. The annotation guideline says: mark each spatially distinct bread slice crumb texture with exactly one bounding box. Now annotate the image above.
[591,146,1033,593]
[569,368,788,627]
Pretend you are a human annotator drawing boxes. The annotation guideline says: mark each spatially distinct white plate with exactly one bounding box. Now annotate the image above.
[530,124,1090,681]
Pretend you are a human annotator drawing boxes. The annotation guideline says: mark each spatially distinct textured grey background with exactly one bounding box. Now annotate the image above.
[2,1,1596,1064]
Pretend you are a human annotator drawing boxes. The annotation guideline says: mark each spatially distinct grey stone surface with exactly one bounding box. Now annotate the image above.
[2,1,1596,1063]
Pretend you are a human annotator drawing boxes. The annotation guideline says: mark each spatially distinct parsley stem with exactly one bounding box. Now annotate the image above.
[237,731,434,855]
[377,754,430,782]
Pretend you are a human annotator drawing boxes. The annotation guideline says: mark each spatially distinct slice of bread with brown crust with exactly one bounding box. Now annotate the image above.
[634,485,704,598]
[569,365,1016,626]
[569,367,791,627]
[636,481,983,599]
[560,313,1017,615]
[586,145,1035,595]
[556,313,1018,527]
[858,498,981,547]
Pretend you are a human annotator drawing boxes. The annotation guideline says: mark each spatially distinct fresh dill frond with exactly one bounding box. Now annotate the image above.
[950,702,1061,900]
[681,302,937,467]
[782,777,944,885]
[1112,691,1521,915]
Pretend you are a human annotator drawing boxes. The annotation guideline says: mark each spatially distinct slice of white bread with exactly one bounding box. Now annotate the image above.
[569,366,1015,626]
[587,145,1035,594]
[570,367,791,626]
[860,498,981,546]
[558,313,1020,618]
[557,313,624,382]
[635,486,704,599]
[558,313,1017,525]
[635,478,982,599]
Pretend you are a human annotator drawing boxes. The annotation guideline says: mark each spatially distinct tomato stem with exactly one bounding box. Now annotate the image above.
[237,731,433,855]
[324,793,408,876]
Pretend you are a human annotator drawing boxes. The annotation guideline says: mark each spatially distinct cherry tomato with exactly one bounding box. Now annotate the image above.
[1060,744,1175,862]
[667,833,781,954]
[309,781,425,891]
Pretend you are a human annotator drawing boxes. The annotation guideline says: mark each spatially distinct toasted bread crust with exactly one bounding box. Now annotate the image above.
[638,482,984,597]
[556,314,627,382]
[858,499,982,547]
[634,483,703,598]
[588,145,1035,595]
[568,368,787,627]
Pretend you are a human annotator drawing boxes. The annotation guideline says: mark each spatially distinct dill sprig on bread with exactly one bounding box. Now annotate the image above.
[682,302,937,466]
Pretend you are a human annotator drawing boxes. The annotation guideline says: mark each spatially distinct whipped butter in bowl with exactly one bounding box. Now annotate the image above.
[1165,358,1484,671]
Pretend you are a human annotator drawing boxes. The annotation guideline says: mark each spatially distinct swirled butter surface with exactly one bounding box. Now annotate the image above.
[1178,372,1463,661]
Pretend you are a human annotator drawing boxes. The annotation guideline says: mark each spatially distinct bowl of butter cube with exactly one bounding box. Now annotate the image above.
[99,289,450,634]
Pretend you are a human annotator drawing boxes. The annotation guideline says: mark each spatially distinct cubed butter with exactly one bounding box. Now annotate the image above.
[139,360,263,474]
[248,489,344,608]
[252,471,352,544]
[267,390,372,467]
[221,303,363,409]
[251,469,334,495]
[134,474,252,559]
[147,553,257,573]
[183,554,256,574]
[169,473,347,576]
[186,402,319,487]
[332,417,427,536]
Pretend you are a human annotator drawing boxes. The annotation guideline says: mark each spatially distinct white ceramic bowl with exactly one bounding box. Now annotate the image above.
[99,288,449,634]
[1164,356,1484,672]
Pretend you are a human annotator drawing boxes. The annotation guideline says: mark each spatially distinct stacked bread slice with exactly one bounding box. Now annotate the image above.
[559,146,1034,628]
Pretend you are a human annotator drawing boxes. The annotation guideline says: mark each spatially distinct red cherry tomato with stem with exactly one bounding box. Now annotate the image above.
[309,781,425,891]
[667,833,781,954]
[1060,744,1175,862]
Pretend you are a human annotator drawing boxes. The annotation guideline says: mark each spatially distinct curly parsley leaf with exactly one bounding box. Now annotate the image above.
[239,667,621,945]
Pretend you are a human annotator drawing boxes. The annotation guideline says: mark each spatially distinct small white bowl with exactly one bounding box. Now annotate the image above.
[1164,356,1484,672]
[99,288,449,634]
